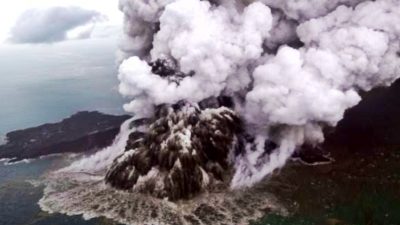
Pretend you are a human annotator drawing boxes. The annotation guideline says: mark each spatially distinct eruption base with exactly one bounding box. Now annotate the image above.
[105,99,242,200]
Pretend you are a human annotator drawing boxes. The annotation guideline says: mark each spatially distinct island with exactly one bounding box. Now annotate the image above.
[0,111,130,163]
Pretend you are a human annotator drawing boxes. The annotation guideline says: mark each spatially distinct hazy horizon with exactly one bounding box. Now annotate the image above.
[0,37,125,136]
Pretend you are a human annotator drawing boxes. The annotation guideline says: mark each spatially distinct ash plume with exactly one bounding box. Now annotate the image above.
[117,0,400,188]
[39,0,400,224]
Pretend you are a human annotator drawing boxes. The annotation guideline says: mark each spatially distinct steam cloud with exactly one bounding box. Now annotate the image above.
[117,0,400,188]
[36,0,400,223]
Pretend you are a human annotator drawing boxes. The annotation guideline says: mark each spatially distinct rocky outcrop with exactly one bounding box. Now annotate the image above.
[105,99,243,200]
[0,111,130,162]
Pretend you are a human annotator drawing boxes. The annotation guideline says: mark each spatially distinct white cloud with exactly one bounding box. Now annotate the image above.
[116,0,400,188]
[10,7,101,43]
[0,0,122,43]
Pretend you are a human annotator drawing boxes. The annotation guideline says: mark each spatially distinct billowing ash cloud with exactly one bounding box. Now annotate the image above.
[118,0,273,115]
[117,0,400,188]
[37,0,400,223]
[10,7,101,43]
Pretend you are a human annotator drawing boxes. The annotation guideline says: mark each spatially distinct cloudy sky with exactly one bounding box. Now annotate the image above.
[0,0,125,135]
[0,0,122,43]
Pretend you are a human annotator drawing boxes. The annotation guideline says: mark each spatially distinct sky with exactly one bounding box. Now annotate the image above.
[0,0,125,135]
[0,0,122,43]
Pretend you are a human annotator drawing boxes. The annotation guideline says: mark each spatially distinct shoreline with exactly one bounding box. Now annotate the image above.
[0,111,130,163]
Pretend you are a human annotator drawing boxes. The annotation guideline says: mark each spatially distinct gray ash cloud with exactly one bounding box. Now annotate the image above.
[39,0,400,223]
[116,0,400,188]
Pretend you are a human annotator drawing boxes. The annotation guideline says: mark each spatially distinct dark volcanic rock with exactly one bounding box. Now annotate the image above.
[292,146,333,165]
[324,79,400,151]
[105,100,242,200]
[0,111,130,162]
[149,58,194,84]
[295,79,400,163]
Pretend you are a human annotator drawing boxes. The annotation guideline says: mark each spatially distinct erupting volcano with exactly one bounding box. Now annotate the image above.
[105,97,243,200]
[39,0,400,224]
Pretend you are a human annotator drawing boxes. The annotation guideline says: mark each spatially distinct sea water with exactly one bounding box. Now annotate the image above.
[0,157,121,225]
[0,38,126,225]
[0,38,125,136]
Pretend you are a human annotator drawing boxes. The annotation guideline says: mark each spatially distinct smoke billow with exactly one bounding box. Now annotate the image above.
[117,0,400,188]
[39,0,400,224]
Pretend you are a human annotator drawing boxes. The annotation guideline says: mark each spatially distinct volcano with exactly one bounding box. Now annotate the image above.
[105,97,243,200]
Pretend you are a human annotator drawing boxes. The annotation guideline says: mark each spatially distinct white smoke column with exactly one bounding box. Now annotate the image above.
[119,0,273,116]
[258,0,367,21]
[60,117,138,173]
[117,0,400,188]
[117,0,182,62]
[232,0,400,187]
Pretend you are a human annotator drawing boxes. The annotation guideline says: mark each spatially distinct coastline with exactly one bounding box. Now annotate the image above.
[0,111,130,163]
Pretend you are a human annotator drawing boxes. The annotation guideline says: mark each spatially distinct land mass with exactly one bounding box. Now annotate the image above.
[0,111,130,163]
[254,79,400,225]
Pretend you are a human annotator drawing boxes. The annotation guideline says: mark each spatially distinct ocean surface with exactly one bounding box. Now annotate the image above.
[0,157,121,225]
[0,38,125,225]
[0,38,126,138]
